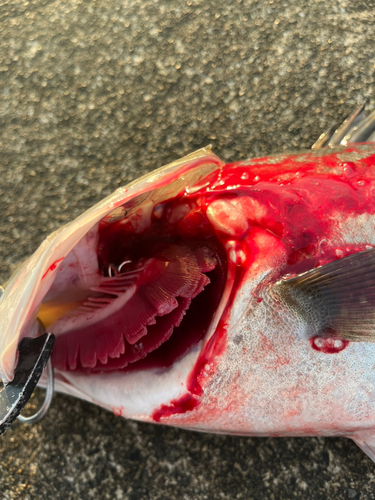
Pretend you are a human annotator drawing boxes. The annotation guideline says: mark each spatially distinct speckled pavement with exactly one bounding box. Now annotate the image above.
[1,0,375,498]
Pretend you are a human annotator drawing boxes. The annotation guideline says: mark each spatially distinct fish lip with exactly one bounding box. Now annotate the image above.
[0,148,224,384]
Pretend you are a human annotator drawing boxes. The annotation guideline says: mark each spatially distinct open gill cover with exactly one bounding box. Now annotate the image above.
[51,244,220,372]
[0,147,223,383]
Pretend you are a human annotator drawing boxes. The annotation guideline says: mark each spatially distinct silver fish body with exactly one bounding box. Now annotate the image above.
[2,106,375,462]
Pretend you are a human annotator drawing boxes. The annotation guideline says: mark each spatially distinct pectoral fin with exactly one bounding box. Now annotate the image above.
[274,249,375,340]
[352,430,375,463]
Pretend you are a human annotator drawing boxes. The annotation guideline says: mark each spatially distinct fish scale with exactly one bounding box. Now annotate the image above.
[2,104,375,464]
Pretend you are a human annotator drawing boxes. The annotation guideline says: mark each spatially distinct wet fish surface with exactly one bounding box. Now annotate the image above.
[2,105,375,462]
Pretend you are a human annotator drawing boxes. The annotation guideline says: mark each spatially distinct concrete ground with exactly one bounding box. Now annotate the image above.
[1,0,375,498]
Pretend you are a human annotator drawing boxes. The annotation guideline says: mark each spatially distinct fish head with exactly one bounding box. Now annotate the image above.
[2,143,375,439]
[0,140,301,429]
[1,145,282,429]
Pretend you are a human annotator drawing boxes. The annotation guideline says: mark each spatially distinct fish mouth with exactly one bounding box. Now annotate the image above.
[38,177,229,377]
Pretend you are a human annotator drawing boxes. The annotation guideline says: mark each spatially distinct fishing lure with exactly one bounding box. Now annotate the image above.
[1,103,375,463]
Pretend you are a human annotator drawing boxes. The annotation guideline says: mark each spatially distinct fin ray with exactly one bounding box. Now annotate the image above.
[352,431,375,463]
[274,249,375,341]
[343,107,375,145]
[311,126,335,149]
[328,103,366,146]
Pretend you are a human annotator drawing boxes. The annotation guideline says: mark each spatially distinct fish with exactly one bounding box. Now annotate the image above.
[2,103,375,462]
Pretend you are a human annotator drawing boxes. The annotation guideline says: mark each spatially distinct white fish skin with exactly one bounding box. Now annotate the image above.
[2,138,375,464]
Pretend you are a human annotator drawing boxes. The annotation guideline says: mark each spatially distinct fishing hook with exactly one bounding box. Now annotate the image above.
[18,320,55,424]
[0,331,55,435]
[17,353,54,424]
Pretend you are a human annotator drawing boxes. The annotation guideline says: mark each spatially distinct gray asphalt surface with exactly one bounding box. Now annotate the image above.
[1,0,375,498]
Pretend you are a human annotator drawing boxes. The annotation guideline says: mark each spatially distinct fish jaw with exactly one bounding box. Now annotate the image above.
[0,147,223,383]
